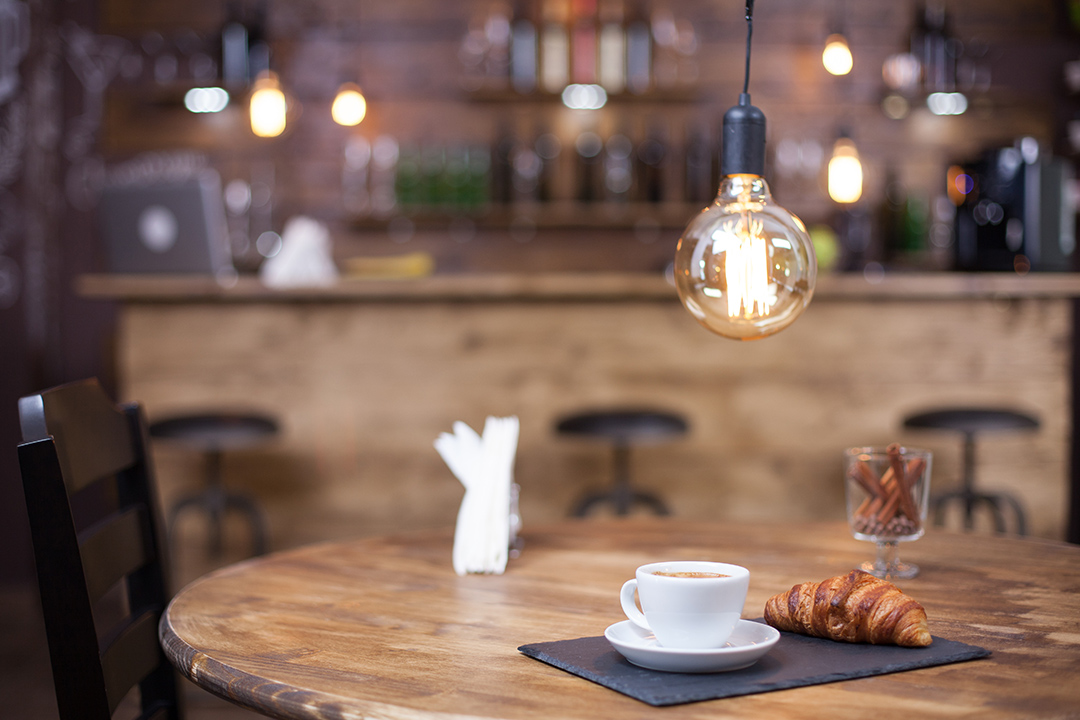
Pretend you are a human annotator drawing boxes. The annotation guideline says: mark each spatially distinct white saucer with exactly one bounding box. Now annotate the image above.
[604,619,780,673]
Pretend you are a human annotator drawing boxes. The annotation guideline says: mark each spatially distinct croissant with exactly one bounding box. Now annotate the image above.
[764,569,932,647]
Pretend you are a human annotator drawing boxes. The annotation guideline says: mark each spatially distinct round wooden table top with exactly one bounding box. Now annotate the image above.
[160,519,1080,719]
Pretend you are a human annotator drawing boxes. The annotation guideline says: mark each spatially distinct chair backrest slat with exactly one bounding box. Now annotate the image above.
[79,506,152,606]
[17,379,181,720]
[19,381,136,494]
[100,610,165,714]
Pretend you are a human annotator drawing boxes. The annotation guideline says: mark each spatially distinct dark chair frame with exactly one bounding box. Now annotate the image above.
[17,378,181,720]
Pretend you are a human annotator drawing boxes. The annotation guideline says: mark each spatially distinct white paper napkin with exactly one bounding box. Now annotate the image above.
[260,215,339,288]
[434,416,520,575]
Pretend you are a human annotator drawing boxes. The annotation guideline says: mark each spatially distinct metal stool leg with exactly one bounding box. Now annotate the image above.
[224,493,269,555]
[961,432,977,531]
[571,442,670,517]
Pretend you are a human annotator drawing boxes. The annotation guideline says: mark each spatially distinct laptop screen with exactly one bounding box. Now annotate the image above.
[98,169,233,275]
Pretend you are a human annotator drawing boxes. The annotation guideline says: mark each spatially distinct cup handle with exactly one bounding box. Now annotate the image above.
[620,579,650,630]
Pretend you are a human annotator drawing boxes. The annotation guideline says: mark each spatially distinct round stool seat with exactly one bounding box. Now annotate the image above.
[556,410,688,443]
[150,413,279,449]
[150,412,279,557]
[556,408,688,517]
[903,409,1039,435]
[902,406,1038,535]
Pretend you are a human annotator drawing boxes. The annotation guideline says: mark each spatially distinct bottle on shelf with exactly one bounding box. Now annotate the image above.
[574,130,604,203]
[604,132,634,203]
[649,5,678,89]
[597,0,626,93]
[511,0,538,93]
[634,124,667,203]
[625,0,651,94]
[682,121,715,205]
[484,3,512,89]
[220,2,249,89]
[491,123,517,205]
[541,0,570,93]
[570,0,598,85]
[534,129,563,202]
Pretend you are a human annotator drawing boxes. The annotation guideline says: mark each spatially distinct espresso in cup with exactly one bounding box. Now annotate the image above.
[621,561,749,649]
[652,570,729,579]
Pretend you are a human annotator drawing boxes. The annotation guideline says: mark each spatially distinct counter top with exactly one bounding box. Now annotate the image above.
[77,272,1080,303]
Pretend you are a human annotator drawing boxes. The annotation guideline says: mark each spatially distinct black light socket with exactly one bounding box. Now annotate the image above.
[720,93,766,177]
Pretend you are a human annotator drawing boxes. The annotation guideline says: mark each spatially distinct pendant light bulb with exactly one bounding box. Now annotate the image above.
[331,82,367,126]
[828,136,863,204]
[822,33,853,76]
[674,95,816,341]
[249,71,287,138]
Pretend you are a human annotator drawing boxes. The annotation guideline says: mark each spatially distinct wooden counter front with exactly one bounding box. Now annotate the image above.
[81,273,1079,579]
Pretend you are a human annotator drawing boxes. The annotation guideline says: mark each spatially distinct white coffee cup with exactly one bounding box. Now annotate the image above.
[620,561,750,649]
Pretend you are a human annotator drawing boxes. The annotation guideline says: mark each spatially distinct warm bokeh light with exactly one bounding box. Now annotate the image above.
[881,94,910,120]
[828,137,863,204]
[947,165,974,206]
[249,72,287,138]
[331,83,368,126]
[822,34,853,76]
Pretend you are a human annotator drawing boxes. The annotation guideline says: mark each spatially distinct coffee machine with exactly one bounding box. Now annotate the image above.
[953,140,1075,272]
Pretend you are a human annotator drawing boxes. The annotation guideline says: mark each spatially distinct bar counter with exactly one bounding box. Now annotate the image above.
[79,270,1080,303]
[79,272,1080,570]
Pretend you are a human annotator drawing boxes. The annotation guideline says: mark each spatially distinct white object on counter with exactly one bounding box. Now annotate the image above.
[260,215,339,288]
[434,416,520,575]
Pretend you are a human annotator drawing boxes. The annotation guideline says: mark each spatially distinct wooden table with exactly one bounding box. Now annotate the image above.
[160,519,1080,719]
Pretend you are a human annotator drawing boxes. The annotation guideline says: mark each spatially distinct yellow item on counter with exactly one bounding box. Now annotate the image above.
[343,252,435,279]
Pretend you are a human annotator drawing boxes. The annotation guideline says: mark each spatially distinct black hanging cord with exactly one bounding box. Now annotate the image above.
[743,0,755,95]
[721,0,766,176]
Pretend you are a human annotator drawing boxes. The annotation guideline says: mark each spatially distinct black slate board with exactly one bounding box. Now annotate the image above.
[518,620,990,706]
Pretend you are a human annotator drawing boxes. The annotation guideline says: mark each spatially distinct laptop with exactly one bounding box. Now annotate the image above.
[98,169,233,275]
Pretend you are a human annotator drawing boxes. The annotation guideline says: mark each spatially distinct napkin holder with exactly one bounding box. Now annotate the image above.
[435,416,521,575]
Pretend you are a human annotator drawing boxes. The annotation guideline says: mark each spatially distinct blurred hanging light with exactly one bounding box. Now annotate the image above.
[822,33,853,76]
[673,1,816,341]
[926,91,968,116]
[184,86,230,113]
[561,83,607,109]
[331,82,368,126]
[249,71,287,138]
[828,135,863,204]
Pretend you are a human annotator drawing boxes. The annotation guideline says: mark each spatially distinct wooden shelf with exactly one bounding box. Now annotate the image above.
[465,86,701,105]
[349,201,707,232]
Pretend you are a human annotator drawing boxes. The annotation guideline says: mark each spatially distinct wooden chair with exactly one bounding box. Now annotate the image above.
[17,378,182,720]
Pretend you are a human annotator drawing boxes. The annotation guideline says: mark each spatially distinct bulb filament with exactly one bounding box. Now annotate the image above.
[718,210,772,319]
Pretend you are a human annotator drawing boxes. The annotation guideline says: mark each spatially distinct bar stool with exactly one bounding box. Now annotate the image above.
[150,412,279,556]
[902,408,1039,535]
[556,409,688,517]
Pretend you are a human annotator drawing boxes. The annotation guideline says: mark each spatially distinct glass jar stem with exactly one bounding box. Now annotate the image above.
[874,540,899,576]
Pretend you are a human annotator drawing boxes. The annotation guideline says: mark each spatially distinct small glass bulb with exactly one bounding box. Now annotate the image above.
[828,137,863,204]
[674,174,816,341]
[822,34,853,76]
[332,83,367,126]
[250,72,287,138]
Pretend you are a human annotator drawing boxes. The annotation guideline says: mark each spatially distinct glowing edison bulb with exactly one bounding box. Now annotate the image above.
[249,72,287,138]
[331,82,367,126]
[828,137,863,203]
[675,174,816,341]
[822,34,853,76]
